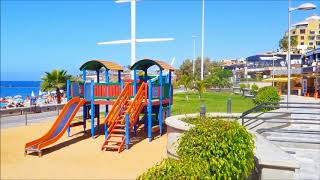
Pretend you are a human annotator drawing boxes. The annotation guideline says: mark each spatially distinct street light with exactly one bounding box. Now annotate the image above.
[201,0,205,80]
[287,1,316,104]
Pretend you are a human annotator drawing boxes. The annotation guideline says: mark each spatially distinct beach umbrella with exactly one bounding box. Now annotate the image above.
[13,98,24,103]
[51,91,56,94]
[5,96,12,99]
[31,91,35,97]
[14,95,22,99]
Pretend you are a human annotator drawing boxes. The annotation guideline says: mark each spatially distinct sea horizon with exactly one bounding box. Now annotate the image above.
[0,81,41,99]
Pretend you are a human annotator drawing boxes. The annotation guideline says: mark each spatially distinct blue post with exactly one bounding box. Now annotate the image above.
[67,79,71,137]
[147,80,152,141]
[144,70,148,82]
[105,70,109,99]
[168,70,172,117]
[105,70,109,83]
[66,79,71,100]
[83,105,87,131]
[96,70,100,83]
[104,124,108,139]
[120,80,124,91]
[133,69,137,95]
[144,70,148,132]
[125,113,130,150]
[118,71,121,82]
[104,104,109,139]
[90,80,95,138]
[96,71,100,130]
[158,69,163,135]
[82,70,87,132]
[97,105,100,129]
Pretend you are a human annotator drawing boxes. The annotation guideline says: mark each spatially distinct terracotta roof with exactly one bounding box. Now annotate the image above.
[79,60,124,71]
[130,59,175,71]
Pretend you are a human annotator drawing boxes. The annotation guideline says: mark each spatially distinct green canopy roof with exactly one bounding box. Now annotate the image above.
[130,59,174,71]
[79,60,123,71]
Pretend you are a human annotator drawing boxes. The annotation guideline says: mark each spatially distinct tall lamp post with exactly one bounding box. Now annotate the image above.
[287,1,316,104]
[201,0,205,80]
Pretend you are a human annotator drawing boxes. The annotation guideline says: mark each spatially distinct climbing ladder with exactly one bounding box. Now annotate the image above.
[101,82,147,152]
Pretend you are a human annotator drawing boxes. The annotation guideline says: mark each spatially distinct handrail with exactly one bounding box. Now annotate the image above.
[102,83,130,129]
[240,101,320,126]
[126,82,147,128]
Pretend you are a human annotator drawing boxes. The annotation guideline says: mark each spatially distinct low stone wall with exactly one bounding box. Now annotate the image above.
[0,104,65,117]
[165,114,300,179]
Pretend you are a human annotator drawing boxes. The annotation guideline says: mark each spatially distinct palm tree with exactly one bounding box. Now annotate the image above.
[41,69,72,104]
[178,74,192,100]
[194,80,207,100]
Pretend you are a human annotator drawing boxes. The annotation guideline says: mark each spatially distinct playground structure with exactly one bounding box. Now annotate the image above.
[25,59,174,156]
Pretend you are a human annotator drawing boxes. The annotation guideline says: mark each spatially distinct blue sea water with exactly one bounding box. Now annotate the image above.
[0,81,41,99]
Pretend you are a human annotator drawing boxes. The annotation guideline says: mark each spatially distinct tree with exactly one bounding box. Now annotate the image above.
[194,80,207,100]
[206,67,232,90]
[178,74,192,100]
[279,35,298,51]
[41,69,72,104]
[176,57,218,80]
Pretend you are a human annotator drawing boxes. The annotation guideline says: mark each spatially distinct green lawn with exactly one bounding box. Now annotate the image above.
[171,91,254,115]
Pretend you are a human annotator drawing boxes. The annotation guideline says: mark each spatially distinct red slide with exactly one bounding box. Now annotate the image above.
[24,97,86,157]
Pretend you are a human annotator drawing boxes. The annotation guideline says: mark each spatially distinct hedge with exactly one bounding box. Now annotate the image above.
[138,118,255,179]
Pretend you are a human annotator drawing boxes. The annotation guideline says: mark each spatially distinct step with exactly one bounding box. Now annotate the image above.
[110,134,125,138]
[111,129,125,133]
[107,136,123,143]
[115,124,125,128]
[104,144,120,149]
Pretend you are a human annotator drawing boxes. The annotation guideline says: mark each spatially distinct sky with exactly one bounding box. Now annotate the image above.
[1,0,319,81]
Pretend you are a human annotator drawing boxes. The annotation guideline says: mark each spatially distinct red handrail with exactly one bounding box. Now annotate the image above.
[102,83,130,131]
[126,82,147,128]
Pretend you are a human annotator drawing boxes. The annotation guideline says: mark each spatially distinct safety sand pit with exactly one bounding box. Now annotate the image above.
[1,121,167,179]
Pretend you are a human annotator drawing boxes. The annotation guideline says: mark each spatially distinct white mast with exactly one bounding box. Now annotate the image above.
[131,0,136,66]
[98,0,174,68]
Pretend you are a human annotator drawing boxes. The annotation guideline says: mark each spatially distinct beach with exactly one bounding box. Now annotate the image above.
[1,120,167,179]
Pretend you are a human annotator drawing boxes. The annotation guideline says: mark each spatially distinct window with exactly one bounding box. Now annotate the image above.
[300,29,306,34]
[309,42,314,46]
[308,36,315,40]
[317,41,320,45]
[310,31,315,35]
[300,42,304,45]
[317,35,320,40]
[292,30,296,35]
[300,36,304,40]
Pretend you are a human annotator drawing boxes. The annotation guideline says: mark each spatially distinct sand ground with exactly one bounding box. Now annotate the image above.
[1,120,167,179]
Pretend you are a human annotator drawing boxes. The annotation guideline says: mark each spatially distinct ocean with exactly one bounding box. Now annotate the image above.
[0,81,41,99]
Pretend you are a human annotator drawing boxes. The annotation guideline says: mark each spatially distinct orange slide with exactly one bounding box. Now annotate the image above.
[24,97,86,157]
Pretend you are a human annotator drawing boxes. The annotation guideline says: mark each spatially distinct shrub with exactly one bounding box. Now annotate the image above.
[251,84,259,95]
[239,83,246,92]
[253,86,280,106]
[138,118,255,179]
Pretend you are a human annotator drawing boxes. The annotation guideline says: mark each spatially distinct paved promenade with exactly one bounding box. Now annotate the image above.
[266,95,320,179]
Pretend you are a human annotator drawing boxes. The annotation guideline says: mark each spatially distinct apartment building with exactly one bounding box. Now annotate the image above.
[289,14,320,53]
